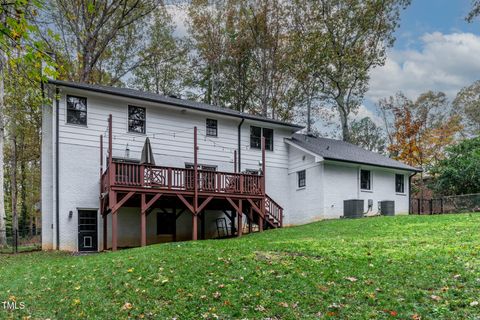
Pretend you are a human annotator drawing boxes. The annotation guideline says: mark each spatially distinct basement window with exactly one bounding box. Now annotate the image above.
[395,174,405,193]
[128,105,146,134]
[206,119,218,137]
[360,169,371,191]
[250,126,274,151]
[297,170,306,188]
[66,95,87,125]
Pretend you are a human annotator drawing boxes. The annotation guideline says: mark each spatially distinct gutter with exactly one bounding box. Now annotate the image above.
[237,118,245,172]
[55,87,60,250]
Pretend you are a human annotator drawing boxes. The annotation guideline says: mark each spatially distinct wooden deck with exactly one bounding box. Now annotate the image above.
[99,115,283,251]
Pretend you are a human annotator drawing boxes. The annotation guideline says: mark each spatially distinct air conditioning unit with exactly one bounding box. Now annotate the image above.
[379,201,395,216]
[343,199,364,218]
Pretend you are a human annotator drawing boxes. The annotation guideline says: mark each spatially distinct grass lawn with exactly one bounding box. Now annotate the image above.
[1,214,480,319]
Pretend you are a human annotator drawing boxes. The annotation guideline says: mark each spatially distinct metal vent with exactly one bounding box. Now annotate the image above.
[343,199,364,218]
[379,201,395,216]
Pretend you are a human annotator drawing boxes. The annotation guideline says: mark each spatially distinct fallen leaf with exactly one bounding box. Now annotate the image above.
[430,295,441,302]
[255,305,266,312]
[345,277,358,282]
[279,302,289,308]
[121,302,133,310]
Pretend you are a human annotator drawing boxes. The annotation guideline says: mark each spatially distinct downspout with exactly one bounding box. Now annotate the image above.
[237,118,245,172]
[55,87,60,250]
[408,171,418,215]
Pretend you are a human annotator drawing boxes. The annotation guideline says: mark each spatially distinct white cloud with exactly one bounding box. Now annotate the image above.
[368,32,480,102]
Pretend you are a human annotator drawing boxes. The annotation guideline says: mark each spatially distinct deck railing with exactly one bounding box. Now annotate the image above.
[265,195,283,226]
[102,161,264,196]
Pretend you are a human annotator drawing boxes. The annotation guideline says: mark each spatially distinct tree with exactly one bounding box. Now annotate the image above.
[379,91,463,200]
[349,117,386,153]
[131,7,188,95]
[431,137,480,196]
[452,80,480,137]
[381,91,462,169]
[187,0,296,120]
[4,58,43,239]
[42,0,156,84]
[466,0,480,22]
[187,0,228,106]
[0,0,54,246]
[291,0,410,142]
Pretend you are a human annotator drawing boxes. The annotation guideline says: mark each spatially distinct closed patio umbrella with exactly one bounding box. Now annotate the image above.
[140,137,155,165]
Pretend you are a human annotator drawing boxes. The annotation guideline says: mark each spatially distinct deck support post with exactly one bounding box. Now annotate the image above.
[103,213,107,251]
[192,213,198,240]
[111,191,118,251]
[192,126,199,240]
[237,200,243,237]
[260,136,266,232]
[141,194,147,247]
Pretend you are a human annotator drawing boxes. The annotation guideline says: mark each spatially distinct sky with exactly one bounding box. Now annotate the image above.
[168,1,480,131]
[366,0,480,107]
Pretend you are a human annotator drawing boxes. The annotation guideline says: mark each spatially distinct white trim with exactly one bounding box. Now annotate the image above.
[284,139,324,162]
[359,168,373,192]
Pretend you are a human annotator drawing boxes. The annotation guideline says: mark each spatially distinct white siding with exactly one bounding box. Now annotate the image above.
[53,87,294,251]
[41,104,54,250]
[285,145,324,225]
[323,161,410,218]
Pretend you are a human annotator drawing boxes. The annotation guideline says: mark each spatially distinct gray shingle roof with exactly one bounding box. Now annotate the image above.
[48,80,304,129]
[287,134,421,172]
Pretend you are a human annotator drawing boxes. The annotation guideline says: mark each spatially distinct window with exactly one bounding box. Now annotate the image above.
[297,170,306,188]
[250,126,274,151]
[360,170,371,190]
[206,119,218,137]
[395,174,405,193]
[66,95,87,125]
[128,106,146,134]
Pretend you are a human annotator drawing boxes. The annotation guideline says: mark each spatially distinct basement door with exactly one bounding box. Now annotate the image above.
[78,210,98,252]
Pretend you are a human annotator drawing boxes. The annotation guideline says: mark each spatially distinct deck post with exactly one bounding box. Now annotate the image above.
[103,213,107,250]
[260,136,266,232]
[111,191,118,251]
[192,126,199,241]
[141,194,147,247]
[237,200,243,237]
[192,214,198,240]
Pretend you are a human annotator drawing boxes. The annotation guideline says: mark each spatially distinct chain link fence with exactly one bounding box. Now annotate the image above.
[0,228,41,254]
[410,193,480,215]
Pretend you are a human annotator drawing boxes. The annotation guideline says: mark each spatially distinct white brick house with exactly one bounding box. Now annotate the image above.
[42,80,420,252]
